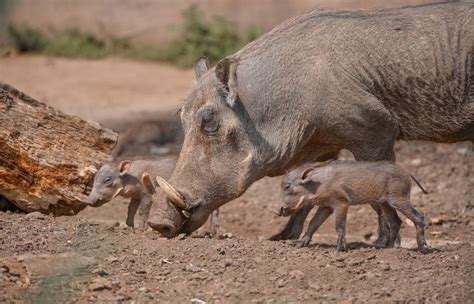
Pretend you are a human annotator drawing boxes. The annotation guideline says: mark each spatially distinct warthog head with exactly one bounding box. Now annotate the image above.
[87,158,130,207]
[145,57,263,237]
[278,166,321,216]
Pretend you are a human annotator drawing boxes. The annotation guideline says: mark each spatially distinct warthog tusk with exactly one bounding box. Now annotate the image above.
[111,187,124,200]
[294,196,305,210]
[155,176,187,210]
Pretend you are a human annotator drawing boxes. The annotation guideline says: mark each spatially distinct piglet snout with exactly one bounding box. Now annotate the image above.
[86,195,101,206]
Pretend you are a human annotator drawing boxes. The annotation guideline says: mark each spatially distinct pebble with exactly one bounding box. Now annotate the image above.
[276,279,287,288]
[25,211,46,220]
[223,259,233,267]
[363,231,373,240]
[289,270,305,280]
[177,233,186,240]
[456,147,471,156]
[380,263,391,271]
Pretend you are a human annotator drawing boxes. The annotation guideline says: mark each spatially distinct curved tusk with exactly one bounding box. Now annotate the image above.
[294,196,305,210]
[155,176,187,210]
[141,172,156,194]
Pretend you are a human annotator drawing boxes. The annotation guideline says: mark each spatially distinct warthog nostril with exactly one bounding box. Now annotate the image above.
[279,206,287,216]
[148,220,177,238]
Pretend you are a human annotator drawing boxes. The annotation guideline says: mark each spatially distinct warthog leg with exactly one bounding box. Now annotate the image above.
[269,204,314,240]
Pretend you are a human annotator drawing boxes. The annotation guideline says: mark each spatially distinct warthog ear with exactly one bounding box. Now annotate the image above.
[300,168,313,181]
[118,160,131,176]
[215,57,238,107]
[195,56,209,81]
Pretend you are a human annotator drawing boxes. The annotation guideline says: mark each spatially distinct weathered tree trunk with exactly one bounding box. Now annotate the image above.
[0,83,118,215]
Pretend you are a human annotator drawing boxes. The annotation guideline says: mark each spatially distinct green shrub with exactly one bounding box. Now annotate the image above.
[151,5,262,67]
[7,5,262,66]
[43,29,108,59]
[8,25,46,52]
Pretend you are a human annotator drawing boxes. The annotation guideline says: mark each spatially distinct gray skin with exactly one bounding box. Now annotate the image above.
[87,157,175,228]
[147,3,474,240]
[279,160,428,252]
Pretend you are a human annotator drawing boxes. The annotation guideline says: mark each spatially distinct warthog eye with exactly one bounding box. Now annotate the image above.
[199,108,219,135]
[103,176,113,186]
[284,184,291,191]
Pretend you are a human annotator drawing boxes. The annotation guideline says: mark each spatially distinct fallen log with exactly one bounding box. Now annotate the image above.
[0,83,118,215]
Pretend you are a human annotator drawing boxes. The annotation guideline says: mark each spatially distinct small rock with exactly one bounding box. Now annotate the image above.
[218,248,226,255]
[349,259,364,267]
[93,269,109,276]
[456,147,471,156]
[363,231,373,240]
[25,211,46,220]
[308,282,321,290]
[367,254,377,260]
[430,215,450,225]
[289,270,305,280]
[223,259,233,267]
[276,279,287,288]
[132,249,139,255]
[106,256,119,263]
[218,232,233,239]
[138,287,149,293]
[366,271,377,279]
[380,263,391,271]
[107,222,120,230]
[191,298,206,304]
[410,158,422,166]
[89,277,112,291]
[178,233,186,240]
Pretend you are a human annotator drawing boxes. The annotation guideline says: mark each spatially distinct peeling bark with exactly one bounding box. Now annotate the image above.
[0,83,118,215]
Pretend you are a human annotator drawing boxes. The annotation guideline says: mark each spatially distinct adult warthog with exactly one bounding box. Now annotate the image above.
[146,3,474,243]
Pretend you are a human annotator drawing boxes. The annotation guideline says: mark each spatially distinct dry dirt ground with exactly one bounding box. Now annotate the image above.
[0,56,473,303]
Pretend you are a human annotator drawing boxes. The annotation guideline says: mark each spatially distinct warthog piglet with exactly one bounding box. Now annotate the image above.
[87,157,175,228]
[279,160,428,252]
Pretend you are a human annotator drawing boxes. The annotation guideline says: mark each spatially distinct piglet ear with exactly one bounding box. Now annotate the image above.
[300,168,313,181]
[118,160,131,176]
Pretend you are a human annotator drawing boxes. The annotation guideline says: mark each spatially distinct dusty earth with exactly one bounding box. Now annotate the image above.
[0,55,473,303]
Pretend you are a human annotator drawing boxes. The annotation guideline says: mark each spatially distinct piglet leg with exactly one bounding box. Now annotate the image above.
[298,207,333,248]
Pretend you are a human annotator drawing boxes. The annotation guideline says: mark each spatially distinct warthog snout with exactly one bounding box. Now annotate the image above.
[148,218,177,238]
